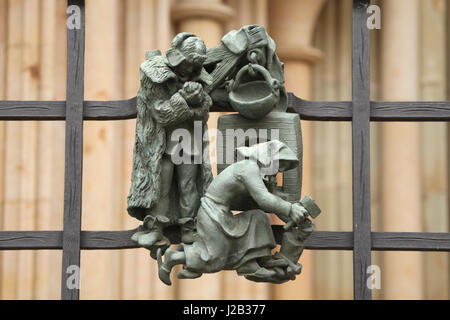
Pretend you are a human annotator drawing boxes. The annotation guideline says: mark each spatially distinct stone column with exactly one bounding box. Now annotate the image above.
[312,0,353,299]
[380,0,424,299]
[227,0,269,30]
[269,0,326,300]
[420,0,449,300]
[82,0,125,299]
[35,0,67,299]
[2,0,24,299]
[172,0,234,48]
[171,0,234,299]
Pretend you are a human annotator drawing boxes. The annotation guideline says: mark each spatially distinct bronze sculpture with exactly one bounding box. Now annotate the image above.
[127,25,321,284]
[127,32,213,257]
[157,141,318,285]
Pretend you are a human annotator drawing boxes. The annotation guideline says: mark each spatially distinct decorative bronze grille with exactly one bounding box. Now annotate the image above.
[0,0,449,300]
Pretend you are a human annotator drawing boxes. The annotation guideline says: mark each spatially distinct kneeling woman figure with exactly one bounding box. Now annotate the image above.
[157,140,306,285]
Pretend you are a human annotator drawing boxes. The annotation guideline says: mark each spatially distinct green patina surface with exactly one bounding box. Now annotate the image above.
[127,25,321,285]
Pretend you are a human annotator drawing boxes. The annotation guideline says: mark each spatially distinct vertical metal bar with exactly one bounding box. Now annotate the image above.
[352,0,372,300]
[61,0,85,300]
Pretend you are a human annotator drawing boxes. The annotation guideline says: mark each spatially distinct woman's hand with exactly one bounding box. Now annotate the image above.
[289,203,307,225]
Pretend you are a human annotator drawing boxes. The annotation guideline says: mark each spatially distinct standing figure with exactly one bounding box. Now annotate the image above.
[127,33,214,255]
[157,141,314,285]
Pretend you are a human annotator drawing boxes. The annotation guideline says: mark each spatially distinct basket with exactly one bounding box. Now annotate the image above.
[228,64,280,120]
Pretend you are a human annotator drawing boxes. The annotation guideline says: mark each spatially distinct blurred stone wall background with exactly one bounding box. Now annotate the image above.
[0,0,448,299]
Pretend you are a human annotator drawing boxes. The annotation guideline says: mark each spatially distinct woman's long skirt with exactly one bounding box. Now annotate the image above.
[184,195,276,273]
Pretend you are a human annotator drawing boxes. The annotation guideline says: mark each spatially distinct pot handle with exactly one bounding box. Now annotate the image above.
[229,63,280,95]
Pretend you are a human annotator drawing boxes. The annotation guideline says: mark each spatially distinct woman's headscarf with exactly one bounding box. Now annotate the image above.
[236,140,298,175]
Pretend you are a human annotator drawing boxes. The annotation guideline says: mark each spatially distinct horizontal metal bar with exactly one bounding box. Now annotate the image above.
[371,101,450,121]
[0,231,62,249]
[287,93,352,120]
[84,98,136,120]
[0,99,138,121]
[289,94,450,121]
[79,228,354,250]
[371,232,450,251]
[0,101,66,120]
[2,95,450,121]
[1,229,449,251]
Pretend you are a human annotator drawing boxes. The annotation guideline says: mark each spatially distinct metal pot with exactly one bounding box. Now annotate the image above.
[228,63,280,120]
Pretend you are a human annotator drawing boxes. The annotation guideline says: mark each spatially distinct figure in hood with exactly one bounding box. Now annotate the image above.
[127,32,214,256]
